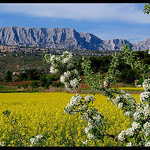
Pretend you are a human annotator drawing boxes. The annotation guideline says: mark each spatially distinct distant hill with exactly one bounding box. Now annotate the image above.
[0,26,149,51]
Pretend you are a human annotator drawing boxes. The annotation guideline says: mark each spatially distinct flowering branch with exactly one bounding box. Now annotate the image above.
[44,47,150,146]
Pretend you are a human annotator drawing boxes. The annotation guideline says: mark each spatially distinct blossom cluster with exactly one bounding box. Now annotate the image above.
[60,69,81,91]
[45,51,81,91]
[0,142,4,146]
[64,92,105,144]
[82,108,104,141]
[111,93,136,117]
[140,92,150,103]
[64,94,83,115]
[44,51,73,74]
[142,78,150,92]
[118,78,150,147]
[30,134,44,146]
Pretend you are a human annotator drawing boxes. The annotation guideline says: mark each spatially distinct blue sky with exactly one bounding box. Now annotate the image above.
[0,3,149,43]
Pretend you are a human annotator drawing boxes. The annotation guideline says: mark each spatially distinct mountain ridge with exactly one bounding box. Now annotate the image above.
[0,26,149,51]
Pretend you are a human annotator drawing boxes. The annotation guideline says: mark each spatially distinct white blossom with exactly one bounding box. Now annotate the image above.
[140,92,150,103]
[70,78,79,88]
[85,95,94,102]
[74,69,79,75]
[118,130,126,141]
[124,111,132,117]
[126,128,134,136]
[30,138,37,145]
[143,121,150,136]
[78,105,87,111]
[112,95,121,104]
[93,114,101,121]
[103,80,108,88]
[82,139,88,145]
[60,75,66,83]
[145,142,150,147]
[62,51,73,64]
[81,112,89,121]
[143,121,150,130]
[126,142,132,147]
[133,111,141,121]
[132,122,140,130]
[87,133,95,140]
[118,102,123,109]
[0,142,4,146]
[145,130,150,136]
[64,71,71,78]
[85,127,90,134]
[50,66,58,74]
[36,134,43,140]
[50,55,55,61]
[70,94,82,106]
[143,104,150,119]
[88,121,94,129]
[143,78,150,92]
[64,82,71,91]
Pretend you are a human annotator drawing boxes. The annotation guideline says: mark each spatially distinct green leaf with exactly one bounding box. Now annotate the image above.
[2,110,11,116]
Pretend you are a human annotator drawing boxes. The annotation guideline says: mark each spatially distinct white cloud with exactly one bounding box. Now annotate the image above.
[0,3,149,24]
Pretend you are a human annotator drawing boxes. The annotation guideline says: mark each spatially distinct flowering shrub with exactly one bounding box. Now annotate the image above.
[45,45,150,147]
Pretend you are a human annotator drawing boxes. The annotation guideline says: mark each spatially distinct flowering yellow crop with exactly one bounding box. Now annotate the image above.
[0,92,140,147]
[118,87,144,90]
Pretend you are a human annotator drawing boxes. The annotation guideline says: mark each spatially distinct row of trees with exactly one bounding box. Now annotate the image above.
[3,69,62,89]
[77,50,150,84]
[2,50,150,85]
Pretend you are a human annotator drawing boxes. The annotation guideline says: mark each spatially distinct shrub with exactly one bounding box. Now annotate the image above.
[22,83,28,89]
[51,81,64,87]
[30,81,39,88]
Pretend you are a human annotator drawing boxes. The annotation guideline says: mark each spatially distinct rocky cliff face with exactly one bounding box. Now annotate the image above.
[132,39,150,51]
[0,26,149,51]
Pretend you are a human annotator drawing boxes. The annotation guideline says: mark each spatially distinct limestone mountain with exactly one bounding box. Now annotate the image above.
[0,26,149,51]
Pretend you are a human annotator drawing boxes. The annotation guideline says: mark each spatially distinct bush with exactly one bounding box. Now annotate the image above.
[22,83,28,89]
[4,71,12,82]
[137,77,145,85]
[40,74,47,87]
[51,81,64,87]
[44,83,49,89]
[31,81,39,88]
[118,68,139,84]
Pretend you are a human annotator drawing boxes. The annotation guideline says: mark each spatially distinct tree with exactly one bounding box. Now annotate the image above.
[25,69,42,81]
[143,3,150,14]
[119,68,138,84]
[40,74,47,87]
[31,80,39,88]
[4,71,12,82]
[17,72,28,81]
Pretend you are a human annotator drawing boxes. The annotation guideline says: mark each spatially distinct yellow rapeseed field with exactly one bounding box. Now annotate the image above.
[0,92,140,146]
[118,87,143,90]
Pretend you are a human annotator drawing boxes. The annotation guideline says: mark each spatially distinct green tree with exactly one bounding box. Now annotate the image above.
[17,72,28,81]
[40,74,47,87]
[22,83,28,89]
[4,71,12,82]
[31,80,39,88]
[118,68,138,84]
[143,3,150,14]
[25,69,42,81]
